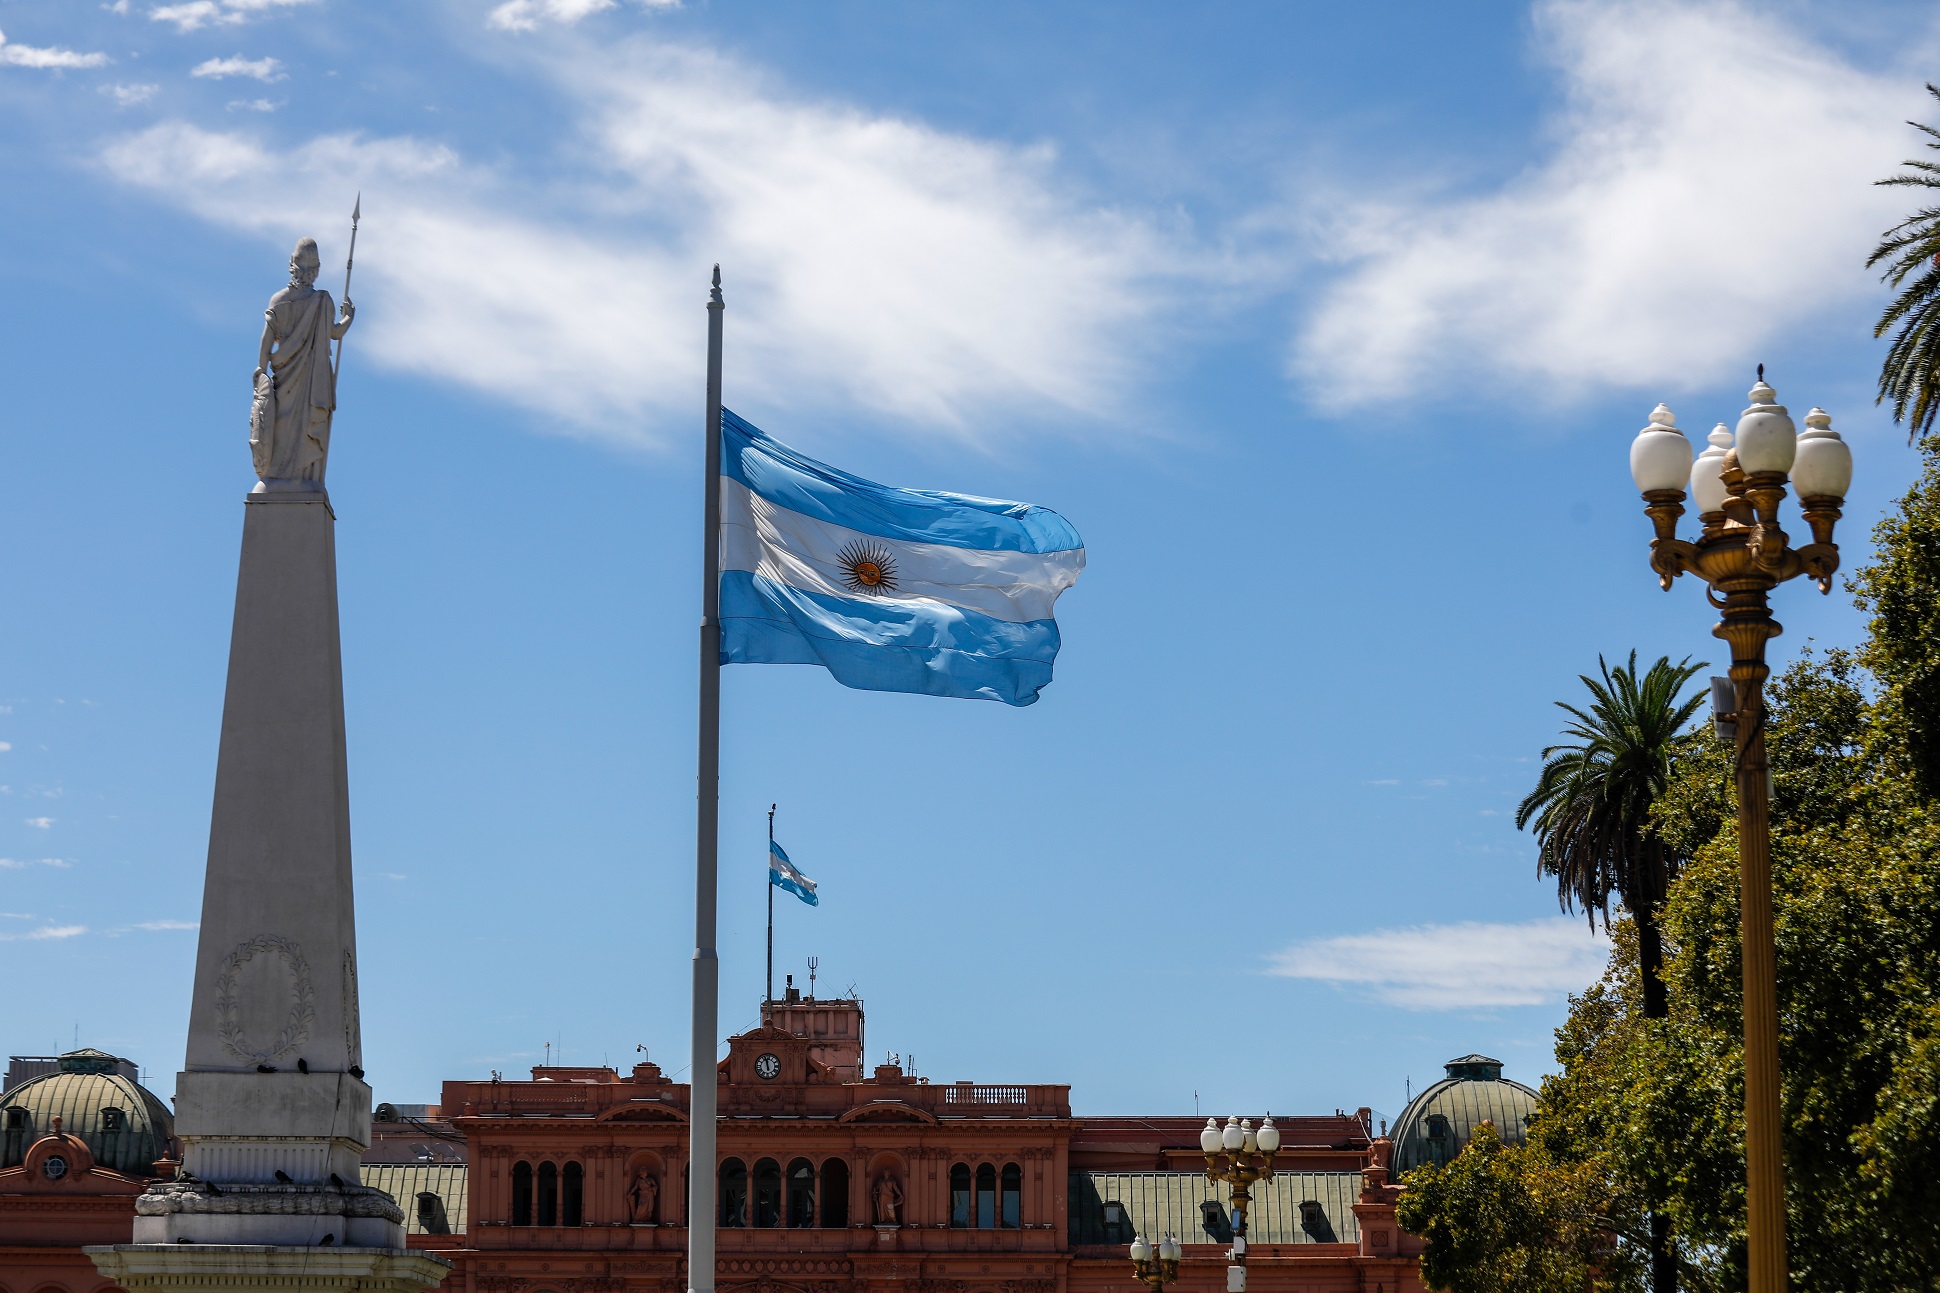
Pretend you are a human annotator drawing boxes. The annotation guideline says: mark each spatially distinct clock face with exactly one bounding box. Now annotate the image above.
[42,1155,68,1181]
[754,1052,781,1080]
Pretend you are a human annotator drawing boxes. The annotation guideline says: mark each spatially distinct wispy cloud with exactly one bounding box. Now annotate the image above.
[132,919,198,931]
[104,82,159,106]
[0,743,10,753]
[21,817,53,830]
[150,0,316,34]
[191,55,283,81]
[0,857,72,869]
[0,923,87,941]
[1294,0,1925,408]
[98,39,1196,450]
[1268,916,1610,1009]
[488,0,679,32]
[226,97,277,112]
[0,27,111,68]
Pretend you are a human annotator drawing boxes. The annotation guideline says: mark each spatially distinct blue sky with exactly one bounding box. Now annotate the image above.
[3,0,1937,1124]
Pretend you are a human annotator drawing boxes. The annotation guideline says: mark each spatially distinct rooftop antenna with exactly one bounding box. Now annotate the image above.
[807,955,819,998]
[545,1041,551,1066]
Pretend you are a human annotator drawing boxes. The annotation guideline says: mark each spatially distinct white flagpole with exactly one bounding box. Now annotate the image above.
[689,264,724,1293]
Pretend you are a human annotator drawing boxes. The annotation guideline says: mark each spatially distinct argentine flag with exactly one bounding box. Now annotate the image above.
[769,840,818,906]
[718,410,1085,706]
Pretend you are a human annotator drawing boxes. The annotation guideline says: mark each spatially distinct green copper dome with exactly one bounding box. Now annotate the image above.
[1390,1054,1537,1175]
[0,1049,174,1176]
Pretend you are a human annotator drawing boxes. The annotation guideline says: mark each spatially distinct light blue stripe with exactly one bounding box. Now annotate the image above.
[721,409,1083,555]
[770,839,791,864]
[719,570,1060,707]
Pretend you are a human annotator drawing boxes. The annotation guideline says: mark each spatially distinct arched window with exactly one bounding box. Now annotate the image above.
[2,1106,28,1168]
[719,1158,748,1227]
[949,1163,972,1227]
[820,1158,849,1228]
[787,1157,816,1228]
[752,1157,782,1228]
[512,1161,533,1226]
[537,1161,559,1226]
[417,1191,452,1235]
[1000,1162,1021,1228]
[975,1163,997,1229]
[563,1161,584,1226]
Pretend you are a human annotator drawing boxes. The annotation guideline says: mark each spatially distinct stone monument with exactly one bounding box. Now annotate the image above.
[89,238,448,1293]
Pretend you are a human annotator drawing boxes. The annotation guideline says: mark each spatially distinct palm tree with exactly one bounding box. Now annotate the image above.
[1517,652,1707,1293]
[1869,83,1940,442]
[1516,651,1706,1017]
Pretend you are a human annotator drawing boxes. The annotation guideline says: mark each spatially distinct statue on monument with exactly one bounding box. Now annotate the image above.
[250,237,354,486]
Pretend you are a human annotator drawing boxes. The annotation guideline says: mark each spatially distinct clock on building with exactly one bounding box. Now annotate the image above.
[754,1052,781,1080]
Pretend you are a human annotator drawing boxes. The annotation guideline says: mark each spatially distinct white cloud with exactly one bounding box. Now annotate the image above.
[191,55,283,81]
[150,0,316,34]
[1294,0,1928,408]
[22,817,53,830]
[104,82,159,106]
[0,923,88,941]
[17,920,86,943]
[1268,916,1610,1009]
[226,97,277,112]
[383,872,407,881]
[98,40,1191,449]
[0,743,10,753]
[133,919,198,930]
[0,857,71,869]
[0,27,111,68]
[488,0,679,32]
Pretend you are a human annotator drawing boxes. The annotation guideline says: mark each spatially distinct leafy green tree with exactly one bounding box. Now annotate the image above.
[1869,84,1940,441]
[1852,435,1940,797]
[1397,1122,1632,1293]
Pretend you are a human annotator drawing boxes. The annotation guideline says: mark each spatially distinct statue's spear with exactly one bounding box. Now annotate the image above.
[334,192,360,377]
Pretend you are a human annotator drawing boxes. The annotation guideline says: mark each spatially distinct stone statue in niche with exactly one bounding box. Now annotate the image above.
[250,237,354,487]
[627,1169,659,1224]
[872,1172,903,1226]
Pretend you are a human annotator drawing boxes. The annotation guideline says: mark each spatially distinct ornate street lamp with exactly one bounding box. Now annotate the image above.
[1128,1233,1182,1292]
[1629,372,1852,1293]
[1198,1114,1280,1292]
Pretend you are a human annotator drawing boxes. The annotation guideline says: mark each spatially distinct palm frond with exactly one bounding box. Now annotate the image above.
[1871,84,1940,441]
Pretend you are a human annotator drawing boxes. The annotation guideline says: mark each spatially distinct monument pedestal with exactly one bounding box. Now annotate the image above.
[86,1244,449,1293]
[92,483,432,1288]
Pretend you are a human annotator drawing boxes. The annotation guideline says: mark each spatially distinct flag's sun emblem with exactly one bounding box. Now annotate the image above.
[836,541,899,596]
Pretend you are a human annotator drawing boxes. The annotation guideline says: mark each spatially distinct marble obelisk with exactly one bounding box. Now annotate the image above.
[90,237,447,1292]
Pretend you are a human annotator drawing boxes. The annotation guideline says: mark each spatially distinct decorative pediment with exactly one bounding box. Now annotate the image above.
[598,1101,690,1123]
[837,1102,938,1126]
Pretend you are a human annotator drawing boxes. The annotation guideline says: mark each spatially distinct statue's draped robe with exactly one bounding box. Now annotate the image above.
[251,287,338,481]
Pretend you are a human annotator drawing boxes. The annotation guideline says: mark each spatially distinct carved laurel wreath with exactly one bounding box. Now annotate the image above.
[214,934,316,1064]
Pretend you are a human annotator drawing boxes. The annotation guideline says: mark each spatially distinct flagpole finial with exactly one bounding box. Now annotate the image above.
[709,263,723,308]
[351,191,361,221]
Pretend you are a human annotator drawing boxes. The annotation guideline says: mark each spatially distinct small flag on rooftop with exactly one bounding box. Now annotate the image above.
[769,839,817,907]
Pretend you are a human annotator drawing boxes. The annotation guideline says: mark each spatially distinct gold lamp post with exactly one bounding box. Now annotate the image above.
[1128,1233,1181,1293]
[1197,1114,1280,1292]
[1629,373,1852,1293]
